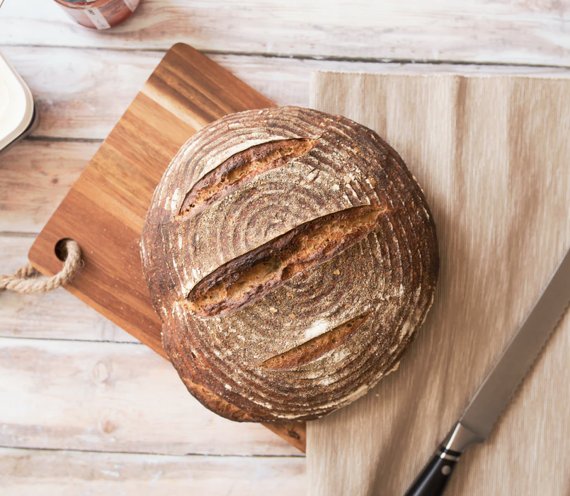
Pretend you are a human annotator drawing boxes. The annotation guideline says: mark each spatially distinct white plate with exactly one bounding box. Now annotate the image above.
[0,51,36,153]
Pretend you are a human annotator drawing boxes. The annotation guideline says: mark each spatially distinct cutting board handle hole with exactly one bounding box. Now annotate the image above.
[55,238,75,262]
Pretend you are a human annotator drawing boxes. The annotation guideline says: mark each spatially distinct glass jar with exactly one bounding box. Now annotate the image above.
[54,0,140,30]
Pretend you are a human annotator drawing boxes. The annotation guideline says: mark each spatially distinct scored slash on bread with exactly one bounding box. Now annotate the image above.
[261,313,371,371]
[186,205,385,318]
[141,106,439,423]
[179,138,319,219]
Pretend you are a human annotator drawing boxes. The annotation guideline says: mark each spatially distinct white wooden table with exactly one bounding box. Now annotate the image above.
[1,1,568,494]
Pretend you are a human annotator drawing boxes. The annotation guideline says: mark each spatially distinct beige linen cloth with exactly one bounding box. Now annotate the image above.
[307,73,570,496]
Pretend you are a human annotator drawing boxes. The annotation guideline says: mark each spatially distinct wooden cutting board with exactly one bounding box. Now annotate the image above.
[27,43,306,452]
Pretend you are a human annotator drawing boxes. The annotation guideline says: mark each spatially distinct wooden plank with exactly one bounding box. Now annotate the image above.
[3,46,570,141]
[0,140,97,234]
[307,74,570,496]
[0,235,136,343]
[0,447,306,495]
[0,336,302,456]
[1,0,569,66]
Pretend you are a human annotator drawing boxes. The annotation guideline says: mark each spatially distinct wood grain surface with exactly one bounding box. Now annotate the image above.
[0,140,99,234]
[0,335,301,456]
[0,236,137,343]
[4,46,570,143]
[0,448,306,496]
[307,73,570,496]
[26,43,306,451]
[1,0,569,66]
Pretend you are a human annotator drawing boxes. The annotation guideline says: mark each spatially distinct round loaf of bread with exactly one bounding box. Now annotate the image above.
[141,106,438,423]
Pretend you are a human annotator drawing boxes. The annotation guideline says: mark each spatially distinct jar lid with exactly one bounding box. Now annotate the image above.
[0,52,36,153]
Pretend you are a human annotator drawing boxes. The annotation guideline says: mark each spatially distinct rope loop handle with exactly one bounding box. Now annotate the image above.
[0,239,82,294]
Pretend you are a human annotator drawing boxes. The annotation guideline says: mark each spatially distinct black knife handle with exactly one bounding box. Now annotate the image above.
[404,449,461,496]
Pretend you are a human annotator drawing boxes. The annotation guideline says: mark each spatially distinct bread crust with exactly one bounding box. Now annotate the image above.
[141,106,439,423]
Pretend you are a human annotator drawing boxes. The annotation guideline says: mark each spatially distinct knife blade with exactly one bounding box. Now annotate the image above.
[405,243,570,496]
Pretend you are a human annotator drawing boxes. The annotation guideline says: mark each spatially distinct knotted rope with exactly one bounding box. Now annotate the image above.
[0,239,82,294]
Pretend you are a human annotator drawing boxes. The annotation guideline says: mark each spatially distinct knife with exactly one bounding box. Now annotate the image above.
[405,244,570,496]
